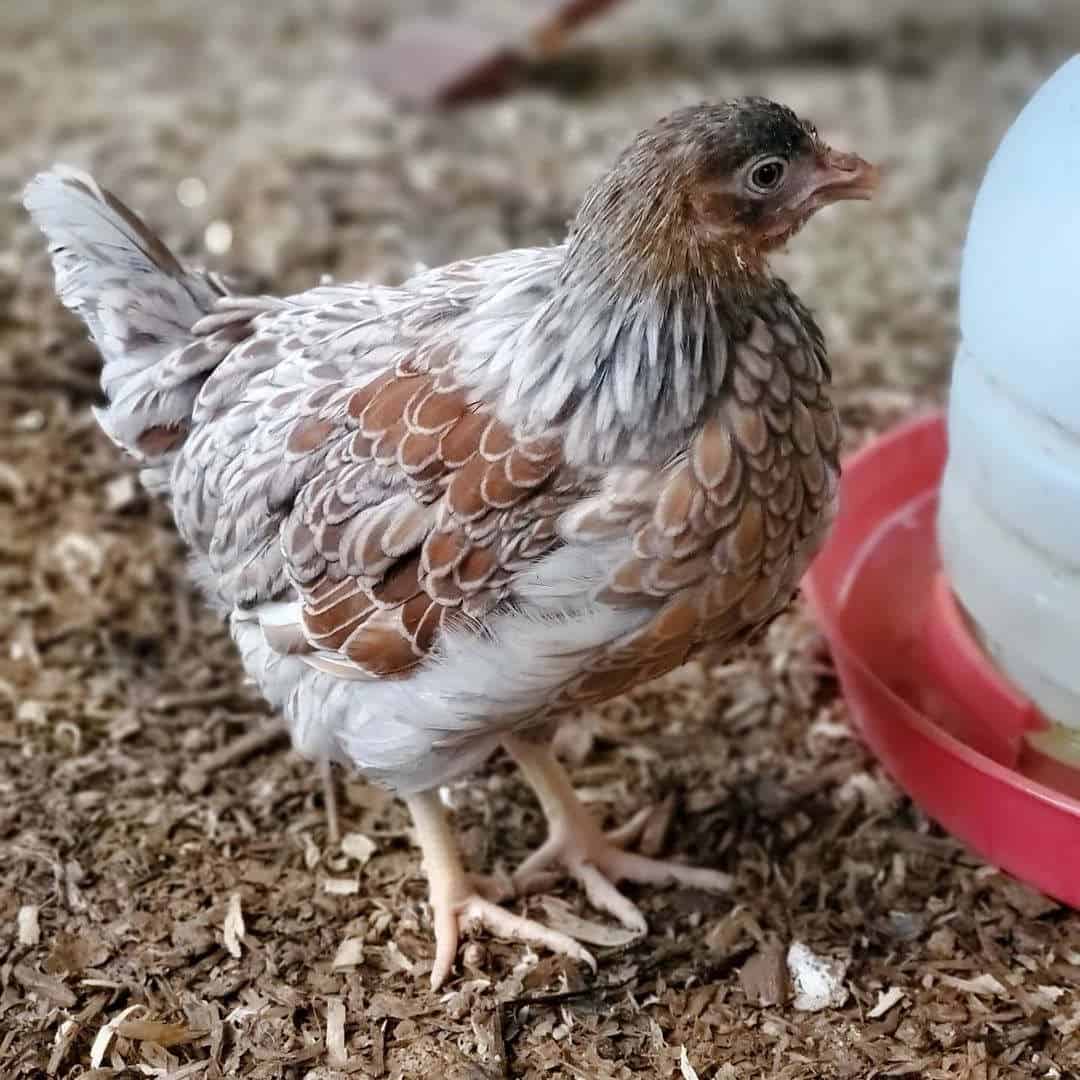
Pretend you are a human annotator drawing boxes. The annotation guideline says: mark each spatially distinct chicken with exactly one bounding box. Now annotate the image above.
[24,98,877,989]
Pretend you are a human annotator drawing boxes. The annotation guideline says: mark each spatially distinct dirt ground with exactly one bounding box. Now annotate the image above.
[3,2,1080,1077]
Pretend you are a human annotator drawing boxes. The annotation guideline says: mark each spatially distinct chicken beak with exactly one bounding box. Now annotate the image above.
[811,148,880,203]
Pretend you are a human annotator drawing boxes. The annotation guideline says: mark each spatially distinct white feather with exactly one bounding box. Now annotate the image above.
[236,538,645,793]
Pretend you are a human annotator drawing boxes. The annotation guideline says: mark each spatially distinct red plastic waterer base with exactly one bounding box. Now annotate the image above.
[804,411,1080,907]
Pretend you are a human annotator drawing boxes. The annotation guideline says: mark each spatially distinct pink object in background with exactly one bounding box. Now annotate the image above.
[804,412,1080,907]
[363,1,628,107]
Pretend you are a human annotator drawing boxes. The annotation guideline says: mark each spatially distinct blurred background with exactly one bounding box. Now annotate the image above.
[6,0,1080,400]
[4,3,1080,1077]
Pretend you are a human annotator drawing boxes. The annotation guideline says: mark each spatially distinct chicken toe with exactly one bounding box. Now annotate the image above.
[503,736,731,933]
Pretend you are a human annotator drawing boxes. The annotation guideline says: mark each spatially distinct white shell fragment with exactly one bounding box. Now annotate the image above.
[786,941,849,1012]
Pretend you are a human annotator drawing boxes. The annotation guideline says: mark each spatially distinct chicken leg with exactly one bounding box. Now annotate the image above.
[502,735,731,933]
[406,790,596,989]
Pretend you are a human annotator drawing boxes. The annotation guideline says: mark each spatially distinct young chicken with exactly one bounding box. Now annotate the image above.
[25,98,877,989]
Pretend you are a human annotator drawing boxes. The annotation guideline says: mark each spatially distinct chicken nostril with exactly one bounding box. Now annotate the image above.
[827,152,859,172]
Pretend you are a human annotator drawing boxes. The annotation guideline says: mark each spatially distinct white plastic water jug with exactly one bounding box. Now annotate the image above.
[938,55,1080,732]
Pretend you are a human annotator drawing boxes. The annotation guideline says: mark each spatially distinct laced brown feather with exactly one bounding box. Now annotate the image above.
[279,351,569,678]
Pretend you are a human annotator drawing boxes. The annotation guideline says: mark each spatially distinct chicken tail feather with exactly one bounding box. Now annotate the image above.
[23,165,228,462]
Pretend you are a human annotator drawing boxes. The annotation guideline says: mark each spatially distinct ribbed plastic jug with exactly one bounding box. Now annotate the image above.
[938,56,1080,731]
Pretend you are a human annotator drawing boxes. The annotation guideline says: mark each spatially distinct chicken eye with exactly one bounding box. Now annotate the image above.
[748,157,787,194]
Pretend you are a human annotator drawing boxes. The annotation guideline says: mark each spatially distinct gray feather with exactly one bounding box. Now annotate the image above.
[23,165,224,460]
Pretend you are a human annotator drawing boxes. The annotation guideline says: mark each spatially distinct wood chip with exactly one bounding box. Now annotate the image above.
[326,996,347,1066]
[16,904,40,946]
[938,972,1007,997]
[538,897,645,947]
[679,1044,701,1080]
[384,940,418,975]
[867,986,906,1019]
[332,937,365,970]
[551,720,594,766]
[739,942,790,1007]
[47,1019,80,1076]
[46,930,111,974]
[104,472,138,511]
[371,1019,386,1077]
[89,1004,142,1068]
[115,1019,205,1046]
[179,720,285,794]
[12,963,77,1008]
[323,877,360,895]
[370,992,428,1021]
[341,832,377,866]
[1035,985,1067,1005]
[223,892,245,959]
[638,793,676,858]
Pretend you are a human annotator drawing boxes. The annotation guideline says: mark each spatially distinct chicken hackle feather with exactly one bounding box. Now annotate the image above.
[25,98,878,990]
